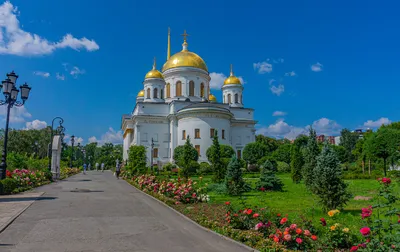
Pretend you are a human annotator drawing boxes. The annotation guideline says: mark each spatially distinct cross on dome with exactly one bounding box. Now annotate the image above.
[181,30,189,42]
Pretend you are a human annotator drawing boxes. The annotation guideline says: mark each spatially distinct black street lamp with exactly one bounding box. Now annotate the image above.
[48,117,65,171]
[0,71,31,180]
[70,135,75,168]
[150,138,155,173]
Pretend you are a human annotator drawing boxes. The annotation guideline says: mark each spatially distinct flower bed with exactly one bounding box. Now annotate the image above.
[125,174,400,251]
[0,167,81,195]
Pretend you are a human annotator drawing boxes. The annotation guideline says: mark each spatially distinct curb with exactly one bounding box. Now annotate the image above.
[125,180,259,252]
[0,192,44,234]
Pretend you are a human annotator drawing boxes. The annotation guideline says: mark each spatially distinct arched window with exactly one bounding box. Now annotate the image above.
[200,83,204,97]
[189,81,195,96]
[228,94,231,104]
[147,88,150,99]
[153,88,158,98]
[176,81,182,96]
[161,89,164,99]
[166,83,170,98]
[235,93,238,103]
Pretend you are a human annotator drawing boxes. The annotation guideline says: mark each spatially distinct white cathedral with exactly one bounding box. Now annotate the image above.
[121,30,256,165]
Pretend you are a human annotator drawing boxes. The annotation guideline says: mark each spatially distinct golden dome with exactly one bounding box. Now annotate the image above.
[223,64,242,86]
[145,57,164,79]
[209,94,217,102]
[162,31,207,72]
[137,90,144,97]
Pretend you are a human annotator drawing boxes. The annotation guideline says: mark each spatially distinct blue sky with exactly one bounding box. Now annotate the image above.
[0,0,398,144]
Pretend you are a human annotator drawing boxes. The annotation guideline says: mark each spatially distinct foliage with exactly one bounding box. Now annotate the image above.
[257,156,277,171]
[313,143,352,210]
[331,145,347,164]
[7,152,28,170]
[188,160,200,175]
[256,160,284,191]
[162,162,176,171]
[197,162,212,175]
[277,161,291,173]
[302,127,320,191]
[209,130,226,182]
[366,127,400,176]
[271,143,292,164]
[255,135,279,153]
[225,156,248,195]
[0,178,18,194]
[127,145,147,174]
[206,144,234,160]
[290,144,303,183]
[243,142,269,165]
[339,128,359,163]
[293,134,309,148]
[180,136,198,179]
[173,142,199,168]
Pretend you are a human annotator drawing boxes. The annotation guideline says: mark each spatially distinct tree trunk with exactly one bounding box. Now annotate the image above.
[368,159,371,175]
[383,158,387,177]
[362,159,365,174]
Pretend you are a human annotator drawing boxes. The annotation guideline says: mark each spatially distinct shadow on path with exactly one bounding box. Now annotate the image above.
[0,197,57,203]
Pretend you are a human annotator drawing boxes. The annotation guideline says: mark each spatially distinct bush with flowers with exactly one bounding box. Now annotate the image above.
[1,169,51,194]
[132,174,209,204]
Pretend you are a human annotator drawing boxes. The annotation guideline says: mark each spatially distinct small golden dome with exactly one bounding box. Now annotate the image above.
[162,31,208,72]
[145,57,164,79]
[223,64,242,86]
[137,90,145,97]
[209,94,217,102]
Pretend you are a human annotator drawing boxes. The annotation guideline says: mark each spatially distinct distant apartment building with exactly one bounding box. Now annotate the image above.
[317,135,335,144]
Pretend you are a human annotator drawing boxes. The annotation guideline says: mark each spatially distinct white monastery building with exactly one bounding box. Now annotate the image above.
[121,30,257,165]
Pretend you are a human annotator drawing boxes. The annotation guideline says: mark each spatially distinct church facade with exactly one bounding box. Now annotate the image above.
[121,30,257,165]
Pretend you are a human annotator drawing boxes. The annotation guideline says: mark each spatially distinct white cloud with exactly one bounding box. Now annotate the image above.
[272,111,287,116]
[0,105,31,123]
[33,71,50,78]
[88,127,123,146]
[25,119,47,130]
[70,66,85,78]
[269,79,276,85]
[270,84,285,96]
[284,71,296,77]
[312,118,341,135]
[253,61,272,74]
[311,62,323,72]
[363,117,391,129]
[257,117,342,140]
[256,119,307,140]
[56,73,65,81]
[0,1,99,56]
[209,72,245,89]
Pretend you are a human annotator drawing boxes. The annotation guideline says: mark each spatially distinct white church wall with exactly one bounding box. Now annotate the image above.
[134,103,169,116]
[231,125,255,155]
[177,116,231,162]
[230,109,254,120]
[136,122,170,165]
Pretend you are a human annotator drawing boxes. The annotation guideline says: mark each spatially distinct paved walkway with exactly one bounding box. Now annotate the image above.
[0,171,252,252]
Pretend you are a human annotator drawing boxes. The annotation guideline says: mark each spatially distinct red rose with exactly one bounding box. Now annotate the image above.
[311,235,317,241]
[381,177,391,185]
[296,228,302,234]
[225,201,231,205]
[350,246,358,251]
[361,206,373,219]
[320,218,326,226]
[253,213,260,218]
[280,217,288,225]
[296,238,303,244]
[360,227,371,236]
[277,213,281,217]
[246,209,253,215]
[273,236,280,243]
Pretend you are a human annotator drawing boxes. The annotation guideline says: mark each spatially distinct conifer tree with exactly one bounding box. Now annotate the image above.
[303,127,320,191]
[290,144,303,183]
[225,156,246,195]
[313,143,351,210]
[256,160,283,191]
[181,136,195,179]
[210,130,226,182]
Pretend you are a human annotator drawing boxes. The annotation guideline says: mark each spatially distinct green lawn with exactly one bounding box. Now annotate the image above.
[190,174,400,230]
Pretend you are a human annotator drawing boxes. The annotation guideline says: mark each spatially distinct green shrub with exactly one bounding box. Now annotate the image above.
[163,162,176,171]
[206,144,235,160]
[7,152,28,170]
[207,183,227,194]
[277,161,290,173]
[197,162,212,175]
[256,160,284,191]
[247,164,259,172]
[189,161,200,175]
[1,178,18,195]
[225,156,247,195]
[257,156,277,171]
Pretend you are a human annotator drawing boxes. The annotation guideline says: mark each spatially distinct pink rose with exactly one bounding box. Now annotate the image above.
[296,237,303,244]
[360,227,371,236]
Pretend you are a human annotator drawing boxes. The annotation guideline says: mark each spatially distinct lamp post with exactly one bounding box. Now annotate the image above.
[70,135,75,168]
[34,141,39,157]
[0,71,31,180]
[150,138,154,173]
[48,117,65,171]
